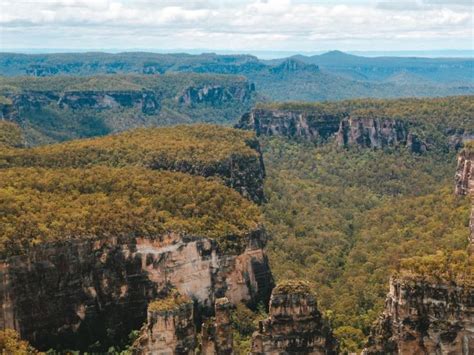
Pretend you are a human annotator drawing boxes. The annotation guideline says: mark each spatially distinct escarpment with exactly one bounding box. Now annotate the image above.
[0,192,272,351]
[455,144,473,249]
[237,97,474,152]
[0,74,256,145]
[251,280,337,355]
[364,277,474,355]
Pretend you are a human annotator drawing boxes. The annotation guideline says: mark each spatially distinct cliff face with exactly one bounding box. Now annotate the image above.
[236,109,341,142]
[455,147,473,249]
[251,281,337,355]
[133,291,196,354]
[201,297,234,355]
[237,108,426,152]
[336,117,427,153]
[0,232,273,351]
[178,83,255,106]
[364,277,474,355]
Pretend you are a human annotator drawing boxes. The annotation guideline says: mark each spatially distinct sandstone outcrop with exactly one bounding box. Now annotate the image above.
[455,145,474,251]
[0,232,273,351]
[178,83,255,106]
[237,108,427,152]
[201,297,234,355]
[236,108,342,142]
[132,289,196,354]
[364,277,474,355]
[251,280,337,354]
[336,116,427,153]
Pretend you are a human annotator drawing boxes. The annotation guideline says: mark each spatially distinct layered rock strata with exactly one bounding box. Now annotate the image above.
[201,297,234,355]
[251,280,337,354]
[133,290,196,354]
[364,277,474,355]
[455,146,473,249]
[178,83,255,106]
[0,232,273,351]
[237,108,426,152]
[336,117,426,152]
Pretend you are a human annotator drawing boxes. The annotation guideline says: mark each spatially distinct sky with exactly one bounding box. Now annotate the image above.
[0,0,473,53]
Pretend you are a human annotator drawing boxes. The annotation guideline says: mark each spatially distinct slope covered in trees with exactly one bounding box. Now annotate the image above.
[258,95,473,351]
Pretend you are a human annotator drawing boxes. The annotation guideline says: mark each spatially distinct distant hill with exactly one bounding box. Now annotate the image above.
[0,51,473,102]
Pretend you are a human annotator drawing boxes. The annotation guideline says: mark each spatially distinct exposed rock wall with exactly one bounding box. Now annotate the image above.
[237,108,426,152]
[364,277,474,355]
[236,109,341,142]
[201,297,234,355]
[251,281,337,355]
[178,83,255,106]
[455,147,473,250]
[336,117,426,152]
[0,232,273,351]
[133,292,196,355]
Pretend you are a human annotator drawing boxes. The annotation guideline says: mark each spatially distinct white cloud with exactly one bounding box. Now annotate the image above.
[0,0,472,51]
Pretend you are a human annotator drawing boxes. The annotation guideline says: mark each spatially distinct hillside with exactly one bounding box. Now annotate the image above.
[239,96,474,351]
[1,52,472,103]
[0,74,256,145]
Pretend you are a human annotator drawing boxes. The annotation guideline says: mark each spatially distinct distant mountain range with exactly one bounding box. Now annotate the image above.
[1,51,472,101]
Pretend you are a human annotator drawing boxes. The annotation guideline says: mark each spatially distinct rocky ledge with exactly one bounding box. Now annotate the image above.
[0,232,273,351]
[251,280,337,354]
[364,277,474,355]
[178,83,255,106]
[455,145,473,250]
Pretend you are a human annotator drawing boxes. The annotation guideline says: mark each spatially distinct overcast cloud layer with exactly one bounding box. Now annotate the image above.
[0,0,472,52]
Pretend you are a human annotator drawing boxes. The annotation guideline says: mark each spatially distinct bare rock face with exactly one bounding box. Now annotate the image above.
[236,109,341,142]
[133,290,196,355]
[178,83,255,106]
[251,281,337,355]
[364,277,474,355]
[336,117,426,153]
[455,147,473,250]
[201,297,234,355]
[0,232,273,351]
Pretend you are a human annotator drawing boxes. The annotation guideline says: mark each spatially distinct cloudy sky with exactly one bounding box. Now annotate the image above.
[0,0,472,52]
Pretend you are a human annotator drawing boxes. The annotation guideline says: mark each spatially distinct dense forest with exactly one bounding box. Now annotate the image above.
[260,136,470,351]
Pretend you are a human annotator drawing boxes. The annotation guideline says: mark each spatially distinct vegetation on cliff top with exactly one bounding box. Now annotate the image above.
[399,250,474,286]
[148,289,192,312]
[0,124,259,169]
[272,280,314,295]
[257,96,474,132]
[0,167,261,257]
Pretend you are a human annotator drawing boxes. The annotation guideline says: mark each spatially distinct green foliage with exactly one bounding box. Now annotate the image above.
[0,166,261,258]
[0,121,24,148]
[261,136,470,351]
[231,303,267,354]
[399,250,473,285]
[272,280,314,295]
[0,329,40,354]
[148,289,191,312]
[0,124,259,169]
[333,326,366,354]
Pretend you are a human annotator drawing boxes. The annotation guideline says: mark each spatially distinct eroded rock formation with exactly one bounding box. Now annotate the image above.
[237,108,426,152]
[178,83,255,106]
[251,280,337,355]
[364,277,474,355]
[236,109,342,142]
[201,297,234,355]
[455,146,473,250]
[0,232,273,351]
[336,117,426,153]
[132,289,196,354]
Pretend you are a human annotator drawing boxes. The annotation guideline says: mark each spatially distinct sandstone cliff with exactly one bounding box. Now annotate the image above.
[178,83,255,106]
[251,280,337,354]
[0,232,273,351]
[237,107,426,152]
[364,277,474,355]
[336,116,426,152]
[455,145,473,250]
